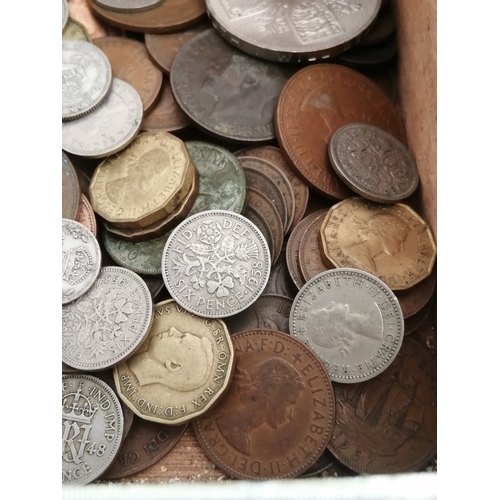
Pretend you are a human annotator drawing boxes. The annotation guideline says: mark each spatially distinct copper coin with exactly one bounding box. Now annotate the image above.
[328,336,437,474]
[193,329,335,479]
[93,37,163,115]
[68,0,121,40]
[299,209,330,283]
[76,194,97,236]
[62,151,81,220]
[140,80,191,133]
[234,146,309,233]
[404,298,434,336]
[239,156,295,235]
[144,21,211,73]
[262,247,297,299]
[224,294,293,335]
[102,419,187,479]
[244,206,275,264]
[88,0,206,34]
[275,64,406,201]
[242,163,288,233]
[246,188,283,266]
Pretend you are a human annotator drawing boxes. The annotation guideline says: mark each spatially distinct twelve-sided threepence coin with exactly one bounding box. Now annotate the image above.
[62,374,124,485]
[290,268,404,383]
[162,210,271,318]
[62,78,143,159]
[62,219,102,304]
[62,40,113,121]
[62,266,153,371]
[94,0,164,13]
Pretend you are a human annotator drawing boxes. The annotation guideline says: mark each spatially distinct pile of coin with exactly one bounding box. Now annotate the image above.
[62,0,436,485]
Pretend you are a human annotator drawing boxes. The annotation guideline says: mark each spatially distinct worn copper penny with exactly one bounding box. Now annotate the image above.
[299,209,330,283]
[140,80,191,133]
[94,37,163,116]
[193,329,335,479]
[262,247,297,299]
[62,152,81,220]
[68,0,120,40]
[88,0,206,34]
[145,21,211,73]
[328,336,437,473]
[244,206,274,264]
[76,194,97,236]
[101,418,187,479]
[246,188,283,266]
[224,294,293,335]
[275,64,406,200]
[234,146,309,233]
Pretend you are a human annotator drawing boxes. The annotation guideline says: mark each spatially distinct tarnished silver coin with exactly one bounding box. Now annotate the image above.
[62,374,123,485]
[62,0,69,30]
[290,268,404,383]
[170,28,293,143]
[62,266,153,370]
[206,0,381,63]
[162,210,271,318]
[185,141,247,214]
[94,0,164,13]
[329,123,419,202]
[62,219,102,304]
[62,78,143,158]
[62,40,113,121]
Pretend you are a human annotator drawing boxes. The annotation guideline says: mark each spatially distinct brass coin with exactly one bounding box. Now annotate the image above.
[62,151,81,220]
[62,17,92,43]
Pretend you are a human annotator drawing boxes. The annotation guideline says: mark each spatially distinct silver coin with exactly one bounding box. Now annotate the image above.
[62,78,143,158]
[329,123,419,203]
[62,219,102,304]
[62,0,69,30]
[290,268,404,383]
[62,40,113,121]
[62,266,154,370]
[206,0,381,63]
[94,0,164,12]
[162,210,271,318]
[62,374,123,485]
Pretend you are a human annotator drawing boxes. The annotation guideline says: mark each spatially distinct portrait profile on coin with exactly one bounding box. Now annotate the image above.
[128,326,214,391]
[216,358,305,455]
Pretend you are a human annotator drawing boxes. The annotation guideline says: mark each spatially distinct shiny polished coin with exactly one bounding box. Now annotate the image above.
[62,40,112,121]
[89,132,195,229]
[319,198,437,290]
[76,194,97,236]
[62,219,101,304]
[62,78,143,158]
[244,206,274,268]
[63,0,69,29]
[170,29,293,143]
[193,329,335,479]
[62,17,93,43]
[162,210,271,318]
[94,0,164,13]
[62,374,123,485]
[299,209,330,283]
[329,123,419,203]
[89,0,206,33]
[62,152,81,220]
[206,0,381,63]
[94,37,163,116]
[114,299,235,424]
[290,268,404,383]
[185,141,247,214]
[62,266,153,370]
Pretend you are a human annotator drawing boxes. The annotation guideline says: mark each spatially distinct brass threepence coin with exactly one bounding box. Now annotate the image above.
[275,64,405,200]
[299,209,330,283]
[262,248,297,299]
[94,0,165,13]
[328,337,437,473]
[170,28,294,143]
[234,146,309,233]
[62,78,143,158]
[206,0,381,63]
[290,268,404,383]
[62,219,102,304]
[162,211,271,318]
[76,194,97,236]
[62,17,92,43]
[319,198,437,290]
[62,40,112,121]
[101,418,187,479]
[329,123,419,203]
[89,0,206,34]
[185,141,247,214]
[62,0,69,29]
[62,152,81,220]
[62,266,153,371]
[62,374,124,485]
[114,299,235,424]
[93,37,163,116]
[90,132,195,229]
[193,329,335,479]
